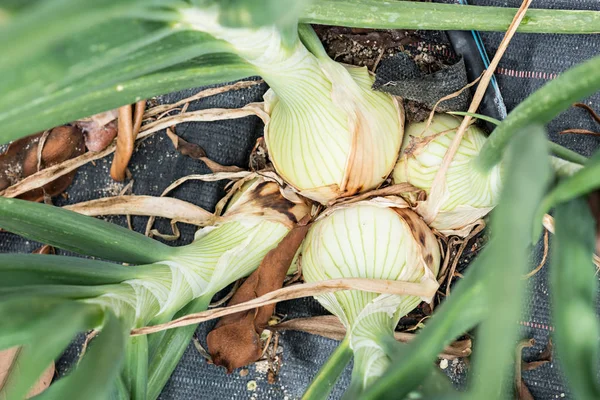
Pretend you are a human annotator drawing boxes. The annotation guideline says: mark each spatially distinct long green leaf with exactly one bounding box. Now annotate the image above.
[0,296,102,350]
[301,0,600,34]
[476,55,600,172]
[122,335,149,400]
[0,197,176,264]
[302,336,352,400]
[363,126,552,399]
[0,52,254,145]
[0,302,103,400]
[36,311,127,400]
[0,254,164,287]
[0,284,124,301]
[551,198,600,399]
[467,126,551,399]
[534,149,600,239]
[362,261,488,399]
[147,294,212,400]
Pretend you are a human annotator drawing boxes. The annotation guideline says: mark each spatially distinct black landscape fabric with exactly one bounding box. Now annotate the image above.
[1,0,599,399]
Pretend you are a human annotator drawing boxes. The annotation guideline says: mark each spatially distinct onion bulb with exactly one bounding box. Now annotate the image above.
[90,177,310,326]
[393,113,502,236]
[299,200,440,392]
[181,9,404,204]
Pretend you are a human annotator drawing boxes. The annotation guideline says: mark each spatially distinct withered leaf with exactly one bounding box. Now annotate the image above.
[0,126,85,202]
[0,346,55,398]
[522,339,553,372]
[517,378,535,400]
[32,245,55,255]
[207,219,310,372]
[74,109,119,152]
[165,128,244,173]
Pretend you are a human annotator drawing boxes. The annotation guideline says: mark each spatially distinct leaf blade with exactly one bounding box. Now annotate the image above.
[0,197,175,264]
[551,198,600,399]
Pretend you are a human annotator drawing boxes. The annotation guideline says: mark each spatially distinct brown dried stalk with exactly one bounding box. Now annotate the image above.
[131,277,438,336]
[110,104,135,181]
[271,316,471,359]
[144,80,263,118]
[0,107,258,199]
[64,195,216,226]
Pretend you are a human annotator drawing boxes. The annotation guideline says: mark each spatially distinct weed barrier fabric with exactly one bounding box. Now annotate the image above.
[0,1,599,399]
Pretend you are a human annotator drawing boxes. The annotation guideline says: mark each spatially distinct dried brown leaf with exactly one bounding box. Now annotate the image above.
[522,339,553,372]
[0,106,257,199]
[64,195,215,226]
[110,105,135,182]
[32,245,55,255]
[0,126,84,201]
[517,378,535,400]
[75,110,119,152]
[131,277,438,337]
[272,315,471,359]
[0,347,54,398]
[206,218,311,372]
[165,128,243,173]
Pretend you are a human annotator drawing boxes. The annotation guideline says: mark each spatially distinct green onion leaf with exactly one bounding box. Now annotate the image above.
[535,149,600,239]
[0,197,176,264]
[123,335,149,400]
[301,0,600,34]
[302,336,352,400]
[147,295,212,400]
[476,55,600,172]
[551,198,600,399]
[0,254,152,287]
[0,301,104,400]
[364,125,551,399]
[467,126,551,399]
[35,311,127,400]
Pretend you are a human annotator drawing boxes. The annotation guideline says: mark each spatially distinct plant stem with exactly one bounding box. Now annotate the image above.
[548,142,588,166]
[302,336,352,400]
[476,55,600,173]
[301,0,600,34]
[147,294,213,400]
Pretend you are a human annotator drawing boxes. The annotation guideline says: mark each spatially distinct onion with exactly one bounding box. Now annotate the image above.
[393,113,503,236]
[181,9,404,204]
[299,200,440,392]
[89,177,310,327]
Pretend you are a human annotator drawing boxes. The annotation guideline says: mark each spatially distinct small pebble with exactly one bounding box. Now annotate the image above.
[439,359,448,370]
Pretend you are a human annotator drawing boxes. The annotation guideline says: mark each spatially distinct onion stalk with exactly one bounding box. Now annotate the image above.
[393,113,503,236]
[180,7,404,204]
[299,199,440,395]
[0,176,309,398]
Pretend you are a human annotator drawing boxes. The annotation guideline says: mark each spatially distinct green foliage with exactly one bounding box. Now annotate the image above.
[36,311,127,400]
[0,300,104,399]
[0,197,176,264]
[476,55,600,172]
[301,0,600,33]
[302,336,352,400]
[147,295,212,400]
[364,126,552,399]
[192,0,308,29]
[0,254,159,287]
[551,199,600,399]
